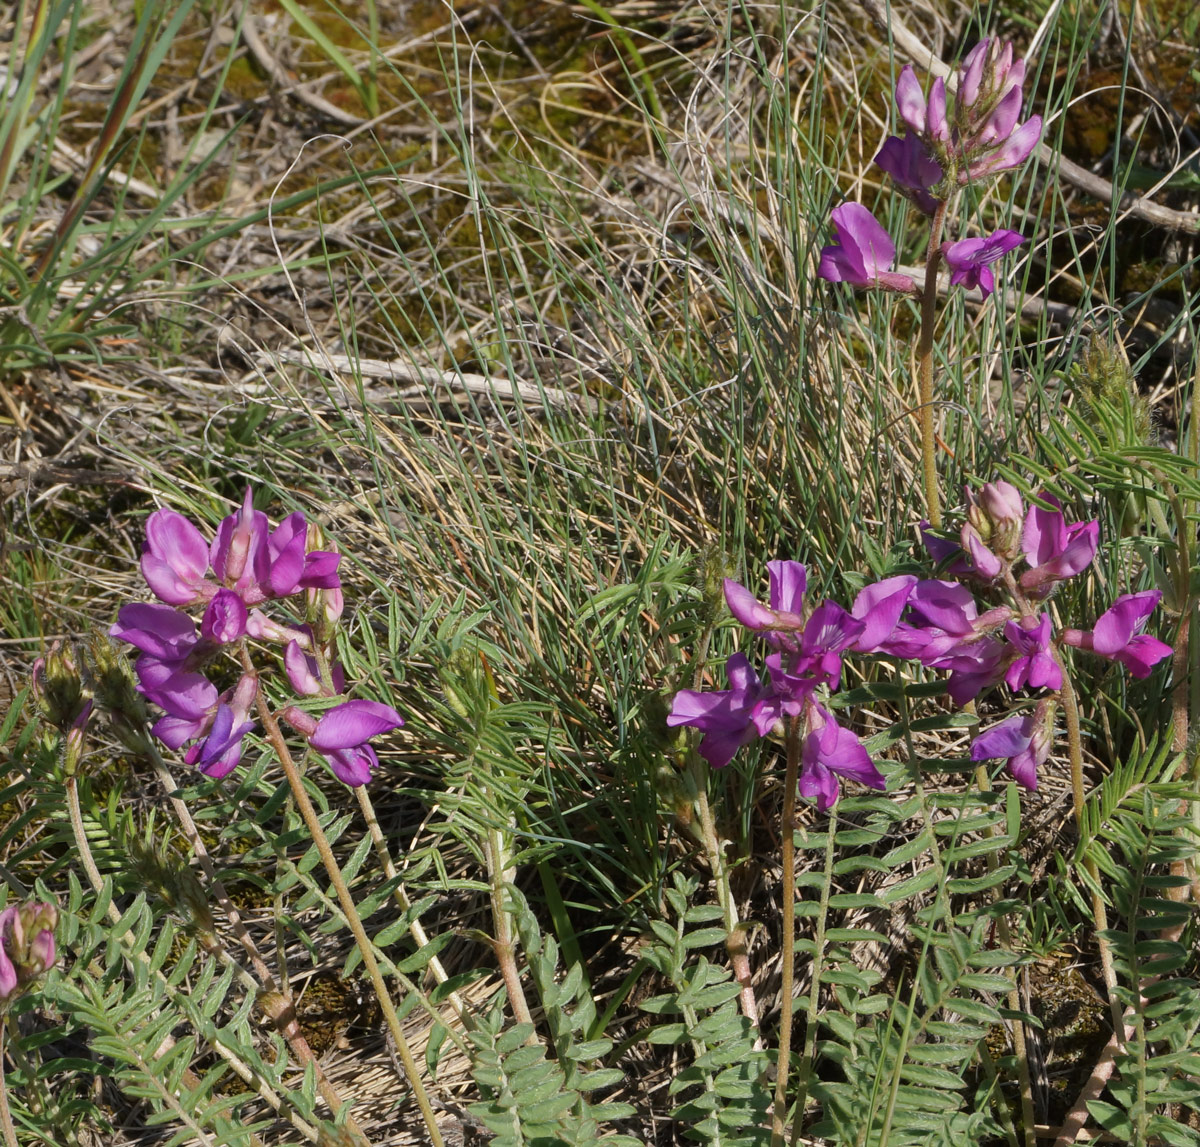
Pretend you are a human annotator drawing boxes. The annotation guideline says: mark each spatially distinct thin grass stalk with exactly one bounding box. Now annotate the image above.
[770,716,802,1147]
[245,659,444,1147]
[0,0,51,204]
[917,199,950,529]
[789,806,835,1142]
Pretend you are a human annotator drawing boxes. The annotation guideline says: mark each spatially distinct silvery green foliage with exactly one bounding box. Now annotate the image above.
[637,875,772,1146]
[1073,742,1200,1144]
[465,891,637,1147]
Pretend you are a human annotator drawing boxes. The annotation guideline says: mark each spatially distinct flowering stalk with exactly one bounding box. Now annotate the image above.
[770,716,802,1147]
[247,663,445,1147]
[917,197,950,529]
[1059,670,1124,1040]
[819,41,1040,524]
[791,806,835,1135]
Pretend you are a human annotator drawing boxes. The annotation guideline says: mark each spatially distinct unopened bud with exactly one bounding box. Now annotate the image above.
[979,480,1024,558]
[32,643,88,731]
[88,637,154,754]
[0,900,57,1003]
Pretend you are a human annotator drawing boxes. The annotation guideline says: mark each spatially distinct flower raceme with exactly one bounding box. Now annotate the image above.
[888,40,1043,186]
[916,481,1170,788]
[111,490,403,787]
[820,38,1039,302]
[669,560,907,806]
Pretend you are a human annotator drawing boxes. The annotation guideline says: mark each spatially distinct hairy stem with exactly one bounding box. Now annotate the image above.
[1059,672,1124,1040]
[770,716,802,1147]
[791,807,835,1140]
[0,1021,19,1147]
[917,199,949,529]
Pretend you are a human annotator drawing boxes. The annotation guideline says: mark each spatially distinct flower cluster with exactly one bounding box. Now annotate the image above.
[0,900,57,1006]
[819,39,1040,299]
[110,490,403,786]
[668,561,914,808]
[670,483,1171,802]
[900,482,1170,788]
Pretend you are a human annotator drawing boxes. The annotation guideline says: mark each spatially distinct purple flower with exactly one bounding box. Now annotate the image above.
[183,673,258,779]
[964,117,1042,178]
[267,513,342,597]
[960,524,1003,579]
[724,560,807,637]
[285,639,346,697]
[817,203,918,293]
[1003,614,1062,692]
[110,603,200,664]
[141,508,217,606]
[210,488,272,604]
[1019,495,1099,595]
[799,704,886,810]
[851,575,917,652]
[1061,591,1172,678]
[935,636,1009,705]
[875,135,944,214]
[894,67,949,142]
[668,654,782,768]
[942,230,1025,300]
[200,588,248,645]
[284,699,405,786]
[971,705,1052,790]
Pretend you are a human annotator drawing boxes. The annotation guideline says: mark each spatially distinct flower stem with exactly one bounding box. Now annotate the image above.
[1059,670,1124,1040]
[917,199,949,529]
[770,716,802,1147]
[249,675,444,1147]
[0,1021,19,1147]
[790,806,835,1141]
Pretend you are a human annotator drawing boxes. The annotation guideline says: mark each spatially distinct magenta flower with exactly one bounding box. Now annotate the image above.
[184,673,259,779]
[964,117,1042,178]
[971,706,1052,790]
[200,588,249,645]
[141,508,218,606]
[1003,614,1062,692]
[894,67,949,142]
[1061,591,1172,678]
[1019,495,1099,595]
[668,653,782,768]
[724,560,807,637]
[285,639,346,697]
[851,575,917,652]
[875,135,944,214]
[817,204,918,293]
[284,699,405,786]
[110,602,201,665]
[799,704,886,810]
[943,230,1025,299]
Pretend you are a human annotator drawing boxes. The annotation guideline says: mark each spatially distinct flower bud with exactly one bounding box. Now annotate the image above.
[978,480,1024,558]
[32,643,88,732]
[1,900,57,1003]
[88,636,154,754]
